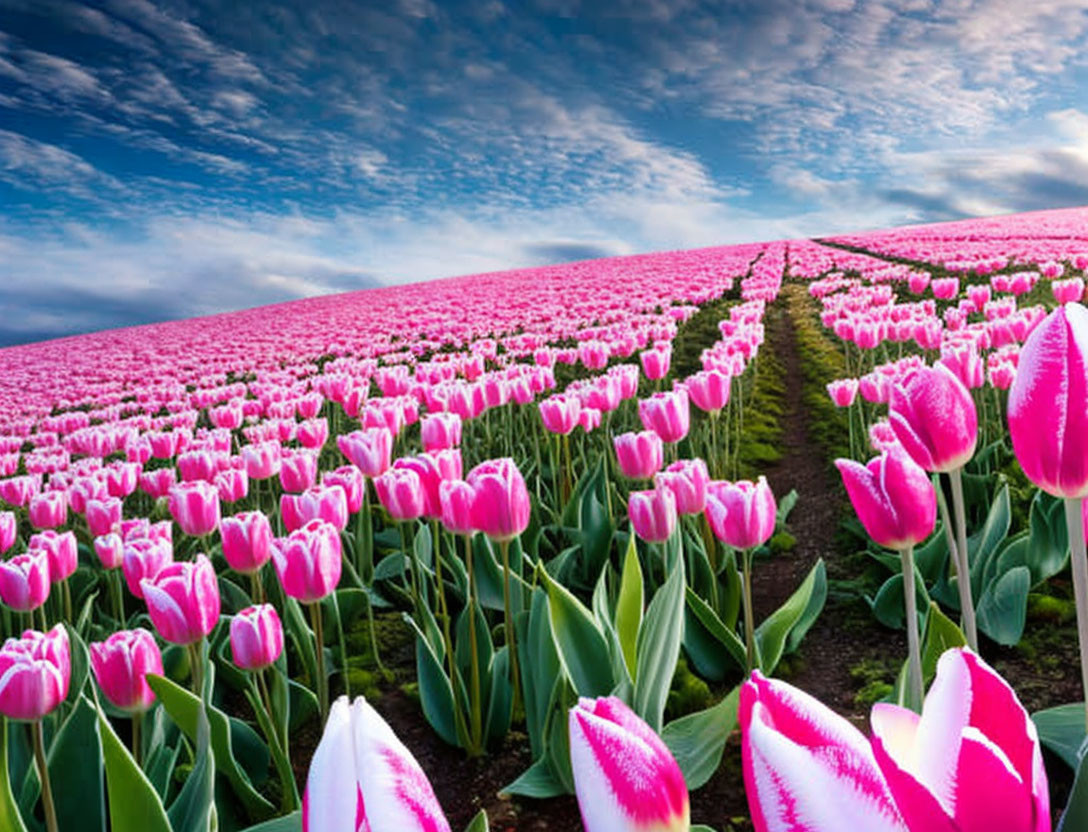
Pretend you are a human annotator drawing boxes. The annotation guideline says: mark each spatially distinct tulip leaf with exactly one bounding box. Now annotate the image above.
[919,602,966,682]
[867,571,930,632]
[540,567,614,698]
[238,812,302,831]
[463,809,490,832]
[500,755,566,799]
[661,686,739,791]
[146,673,276,821]
[97,706,172,832]
[0,720,27,832]
[785,558,828,654]
[755,560,824,675]
[517,589,561,759]
[634,553,686,732]
[967,481,1010,595]
[976,565,1030,645]
[471,535,530,614]
[1060,746,1088,832]
[1033,703,1088,770]
[615,535,644,681]
[47,694,106,832]
[167,703,215,832]
[681,604,732,681]
[1025,489,1070,586]
[684,586,747,671]
[404,614,460,747]
[484,646,513,747]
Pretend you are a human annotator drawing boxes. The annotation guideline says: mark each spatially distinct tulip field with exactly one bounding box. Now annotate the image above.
[5,205,1088,831]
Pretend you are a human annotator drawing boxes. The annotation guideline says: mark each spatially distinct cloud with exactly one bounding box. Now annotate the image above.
[0,129,125,197]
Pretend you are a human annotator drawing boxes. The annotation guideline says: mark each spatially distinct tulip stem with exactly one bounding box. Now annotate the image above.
[466,534,483,755]
[248,674,299,811]
[741,547,757,673]
[187,640,204,698]
[901,545,924,712]
[947,468,978,651]
[500,539,522,717]
[309,602,328,721]
[132,711,142,767]
[250,570,266,605]
[1063,497,1088,732]
[32,720,58,832]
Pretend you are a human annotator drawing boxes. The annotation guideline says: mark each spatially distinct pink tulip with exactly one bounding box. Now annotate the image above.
[122,537,174,599]
[104,462,140,498]
[282,484,350,533]
[139,467,177,500]
[280,451,319,493]
[421,412,463,452]
[29,530,77,583]
[569,696,689,832]
[141,554,221,645]
[578,407,602,433]
[373,468,426,522]
[0,551,51,612]
[931,277,959,300]
[613,431,665,480]
[242,442,282,480]
[303,695,451,832]
[638,389,690,443]
[640,345,671,380]
[0,475,38,508]
[322,466,365,513]
[467,458,531,543]
[89,628,162,713]
[272,519,342,603]
[1052,277,1084,305]
[740,670,907,832]
[827,378,859,407]
[230,604,284,671]
[939,345,985,390]
[215,468,249,503]
[439,479,475,536]
[1008,303,1088,497]
[221,511,274,574]
[393,451,462,519]
[836,449,936,550]
[0,625,70,721]
[539,395,582,435]
[628,485,677,544]
[871,648,1050,832]
[28,490,66,530]
[655,458,709,515]
[705,476,776,549]
[168,480,220,537]
[0,511,15,555]
[86,496,123,537]
[686,369,731,413]
[338,428,393,478]
[888,364,977,473]
[93,533,124,569]
[297,418,330,449]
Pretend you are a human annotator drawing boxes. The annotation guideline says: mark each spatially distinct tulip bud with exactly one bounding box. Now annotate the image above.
[215,468,249,503]
[373,468,426,522]
[230,604,284,671]
[0,625,70,721]
[0,550,51,612]
[321,466,365,513]
[28,490,67,530]
[686,369,731,413]
[220,511,273,574]
[280,450,319,494]
[539,395,582,435]
[628,485,677,544]
[93,533,124,569]
[655,458,709,516]
[168,480,220,537]
[826,378,859,408]
[613,431,665,480]
[888,364,977,473]
[638,390,690,444]
[337,428,393,478]
[0,511,16,555]
[272,519,342,603]
[86,496,123,537]
[89,628,162,713]
[836,449,935,550]
[141,554,221,645]
[467,458,530,543]
[421,412,463,452]
[439,479,475,536]
[29,530,78,583]
[122,537,174,599]
[705,477,776,549]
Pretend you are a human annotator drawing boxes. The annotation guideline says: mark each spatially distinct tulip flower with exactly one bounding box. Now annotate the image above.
[420,412,463,452]
[89,628,162,714]
[230,604,284,671]
[215,468,249,503]
[0,550,50,612]
[438,479,475,537]
[304,695,451,832]
[655,458,709,515]
[539,394,582,435]
[28,490,66,530]
[122,537,173,599]
[373,468,426,521]
[297,418,329,449]
[613,431,665,480]
[628,485,677,544]
[870,648,1050,832]
[141,553,220,647]
[639,344,671,381]
[0,510,17,555]
[740,670,907,832]
[168,480,220,537]
[94,532,124,569]
[638,389,690,443]
[826,378,859,407]
[837,449,935,708]
[86,496,123,537]
[337,428,393,477]
[569,696,689,832]
[221,510,274,576]
[282,484,349,533]
[394,450,462,519]
[242,442,282,480]
[280,450,319,493]
[686,369,731,413]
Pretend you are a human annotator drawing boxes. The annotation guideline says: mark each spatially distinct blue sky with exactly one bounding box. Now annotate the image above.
[2,0,1088,345]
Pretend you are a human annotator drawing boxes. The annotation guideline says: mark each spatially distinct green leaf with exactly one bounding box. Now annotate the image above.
[919,602,967,682]
[484,647,513,747]
[1026,489,1070,586]
[684,587,747,671]
[661,687,739,791]
[463,809,490,832]
[404,615,460,747]
[238,812,302,832]
[1060,745,1088,832]
[517,589,561,759]
[0,720,27,832]
[98,706,172,832]
[681,605,731,682]
[784,559,827,654]
[539,567,614,698]
[146,674,276,821]
[756,560,825,674]
[614,536,644,681]
[500,755,566,799]
[868,571,929,632]
[967,481,1011,595]
[976,565,1030,646]
[167,702,216,832]
[1034,703,1088,770]
[48,695,105,832]
[775,488,798,528]
[634,554,685,732]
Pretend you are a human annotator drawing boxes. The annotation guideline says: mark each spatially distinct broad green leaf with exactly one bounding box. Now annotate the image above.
[1026,489,1070,586]
[967,481,1010,595]
[867,571,929,632]
[146,674,276,821]
[403,615,460,747]
[499,755,565,799]
[539,568,614,698]
[167,703,215,832]
[48,695,105,832]
[976,565,1030,646]
[919,602,967,682]
[756,560,825,674]
[775,488,799,528]
[685,587,747,671]
[661,687,739,791]
[517,589,561,759]
[1034,703,1088,770]
[98,707,171,832]
[463,809,490,832]
[681,605,732,681]
[0,720,27,832]
[1060,746,1088,832]
[239,812,302,832]
[634,554,686,732]
[484,647,513,747]
[784,559,827,654]
[615,536,644,680]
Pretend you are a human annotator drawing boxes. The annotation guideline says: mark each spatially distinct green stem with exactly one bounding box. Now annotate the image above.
[741,548,756,673]
[1064,497,1088,732]
[248,675,299,811]
[250,569,266,605]
[187,640,204,698]
[500,539,522,715]
[32,720,58,832]
[466,534,483,755]
[901,545,924,711]
[309,602,328,721]
[947,467,978,651]
[132,711,142,768]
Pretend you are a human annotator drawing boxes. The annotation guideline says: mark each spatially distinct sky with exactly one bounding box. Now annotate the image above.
[3,0,1088,346]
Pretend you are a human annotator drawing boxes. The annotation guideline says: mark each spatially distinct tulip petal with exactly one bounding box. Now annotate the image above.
[951,728,1031,832]
[303,697,362,832]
